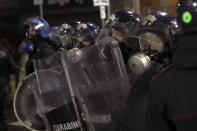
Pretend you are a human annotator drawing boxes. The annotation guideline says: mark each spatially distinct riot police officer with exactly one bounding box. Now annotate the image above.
[146,0,197,130]
[0,44,18,131]
[128,11,179,75]
[57,23,75,50]
[104,10,142,64]
[73,22,100,48]
[23,16,56,75]
[123,11,179,131]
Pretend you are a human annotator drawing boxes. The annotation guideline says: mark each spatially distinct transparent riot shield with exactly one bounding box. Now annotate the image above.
[32,52,84,131]
[61,33,131,131]
[123,30,166,131]
[14,72,46,131]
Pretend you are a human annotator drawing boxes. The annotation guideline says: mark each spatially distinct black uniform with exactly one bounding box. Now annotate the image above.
[25,37,56,75]
[0,44,18,131]
[122,62,162,131]
[119,42,133,64]
[146,33,197,131]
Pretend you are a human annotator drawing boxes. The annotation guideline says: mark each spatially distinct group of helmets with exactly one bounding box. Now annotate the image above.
[102,10,180,74]
[23,0,196,47]
[23,17,100,50]
[57,21,100,49]
[103,0,197,74]
[22,0,195,74]
[107,0,197,50]
[22,10,181,52]
[107,10,179,50]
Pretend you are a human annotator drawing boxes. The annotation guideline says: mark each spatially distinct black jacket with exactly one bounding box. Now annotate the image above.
[147,33,197,131]
[25,38,56,75]
[0,45,18,87]
[122,62,162,131]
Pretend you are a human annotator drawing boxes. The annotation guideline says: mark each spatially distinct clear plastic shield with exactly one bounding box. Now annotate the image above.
[138,32,165,52]
[126,28,167,53]
[14,72,46,131]
[33,53,83,131]
[61,34,131,130]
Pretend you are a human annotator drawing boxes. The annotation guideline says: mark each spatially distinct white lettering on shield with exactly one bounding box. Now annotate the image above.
[53,121,81,131]
[91,114,111,124]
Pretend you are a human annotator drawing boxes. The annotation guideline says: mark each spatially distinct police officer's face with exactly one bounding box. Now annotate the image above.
[29,26,36,35]
[78,37,91,47]
[60,36,72,46]
[112,29,123,42]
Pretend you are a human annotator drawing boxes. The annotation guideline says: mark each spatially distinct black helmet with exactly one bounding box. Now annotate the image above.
[105,10,142,40]
[68,20,82,28]
[74,22,100,47]
[177,0,197,33]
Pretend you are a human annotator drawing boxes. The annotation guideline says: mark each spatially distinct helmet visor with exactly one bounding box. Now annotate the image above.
[139,32,165,52]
